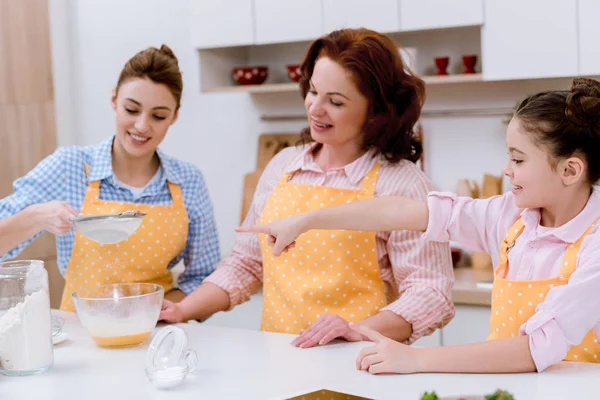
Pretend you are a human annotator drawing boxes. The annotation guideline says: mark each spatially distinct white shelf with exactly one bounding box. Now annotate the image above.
[203,73,483,94]
[203,82,300,94]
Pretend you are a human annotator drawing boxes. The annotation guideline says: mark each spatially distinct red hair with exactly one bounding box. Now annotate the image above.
[299,28,425,163]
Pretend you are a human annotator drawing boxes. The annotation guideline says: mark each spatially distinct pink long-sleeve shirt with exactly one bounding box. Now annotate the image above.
[424,188,600,371]
[205,143,455,342]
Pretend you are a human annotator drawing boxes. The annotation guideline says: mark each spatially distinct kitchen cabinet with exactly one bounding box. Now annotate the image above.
[482,0,578,80]
[322,0,400,33]
[399,0,483,31]
[578,0,600,75]
[442,305,491,346]
[254,0,322,44]
[190,0,254,49]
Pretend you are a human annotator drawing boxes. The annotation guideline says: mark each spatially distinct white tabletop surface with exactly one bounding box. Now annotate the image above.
[1,310,598,400]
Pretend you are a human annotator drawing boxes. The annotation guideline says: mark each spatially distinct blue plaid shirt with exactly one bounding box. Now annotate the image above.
[0,137,220,294]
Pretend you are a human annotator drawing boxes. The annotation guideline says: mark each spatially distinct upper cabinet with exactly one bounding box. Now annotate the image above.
[399,0,483,31]
[322,0,400,33]
[482,0,578,80]
[578,0,600,76]
[190,0,254,49]
[254,0,322,45]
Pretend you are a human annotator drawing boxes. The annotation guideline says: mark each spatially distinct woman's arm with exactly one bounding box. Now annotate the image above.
[0,202,78,256]
[160,148,298,322]
[0,148,77,258]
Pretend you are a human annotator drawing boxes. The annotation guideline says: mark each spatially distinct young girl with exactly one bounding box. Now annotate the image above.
[238,77,600,373]
[0,45,220,310]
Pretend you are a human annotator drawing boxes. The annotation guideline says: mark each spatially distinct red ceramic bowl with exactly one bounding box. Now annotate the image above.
[286,64,301,82]
[232,66,268,85]
[451,248,462,267]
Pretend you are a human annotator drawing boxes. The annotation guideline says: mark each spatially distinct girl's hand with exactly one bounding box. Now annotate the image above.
[235,213,309,256]
[350,322,423,374]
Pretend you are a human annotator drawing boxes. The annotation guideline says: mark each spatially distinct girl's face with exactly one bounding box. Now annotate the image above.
[304,57,369,150]
[111,78,178,160]
[503,117,584,210]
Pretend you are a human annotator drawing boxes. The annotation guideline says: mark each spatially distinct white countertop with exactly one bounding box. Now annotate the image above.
[1,311,598,400]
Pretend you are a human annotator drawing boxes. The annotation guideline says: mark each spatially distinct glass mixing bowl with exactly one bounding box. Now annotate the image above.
[72,283,163,348]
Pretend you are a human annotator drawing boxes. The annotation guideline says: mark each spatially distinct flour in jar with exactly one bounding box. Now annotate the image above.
[0,290,54,372]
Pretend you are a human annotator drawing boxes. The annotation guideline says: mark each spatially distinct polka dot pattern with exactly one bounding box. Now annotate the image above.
[259,163,387,334]
[60,180,188,311]
[488,217,600,363]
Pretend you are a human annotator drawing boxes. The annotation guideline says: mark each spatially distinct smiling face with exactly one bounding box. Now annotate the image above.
[111,77,178,159]
[503,117,572,209]
[303,57,369,150]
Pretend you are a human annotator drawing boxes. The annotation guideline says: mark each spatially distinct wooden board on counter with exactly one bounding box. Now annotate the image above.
[256,133,302,170]
[451,267,494,306]
[240,133,302,224]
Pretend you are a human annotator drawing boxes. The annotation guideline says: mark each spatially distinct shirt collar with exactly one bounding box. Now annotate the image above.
[87,136,183,185]
[283,142,380,186]
[521,187,600,243]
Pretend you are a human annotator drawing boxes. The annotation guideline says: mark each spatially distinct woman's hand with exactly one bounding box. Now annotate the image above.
[159,299,186,323]
[31,201,79,236]
[235,213,309,256]
[350,323,422,374]
[291,314,363,348]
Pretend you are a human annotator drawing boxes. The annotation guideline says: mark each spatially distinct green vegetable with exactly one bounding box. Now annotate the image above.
[485,389,515,400]
[420,392,439,400]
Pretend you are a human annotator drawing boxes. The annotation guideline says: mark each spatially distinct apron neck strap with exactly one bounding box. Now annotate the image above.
[558,216,600,281]
[495,218,526,279]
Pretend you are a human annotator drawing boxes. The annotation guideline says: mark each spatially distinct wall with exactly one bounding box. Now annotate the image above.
[49,0,580,254]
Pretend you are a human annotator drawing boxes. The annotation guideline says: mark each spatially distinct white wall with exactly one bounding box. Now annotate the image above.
[49,0,580,255]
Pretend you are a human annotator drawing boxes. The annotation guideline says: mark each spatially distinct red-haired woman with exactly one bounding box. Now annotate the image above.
[161,29,454,348]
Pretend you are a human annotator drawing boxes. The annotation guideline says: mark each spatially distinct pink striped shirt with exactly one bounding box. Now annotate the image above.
[205,143,454,343]
[424,188,600,371]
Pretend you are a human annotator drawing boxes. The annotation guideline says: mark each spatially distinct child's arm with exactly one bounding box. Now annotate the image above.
[351,323,536,374]
[237,196,429,255]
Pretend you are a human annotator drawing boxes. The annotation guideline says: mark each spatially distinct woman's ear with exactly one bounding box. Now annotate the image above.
[111,88,118,110]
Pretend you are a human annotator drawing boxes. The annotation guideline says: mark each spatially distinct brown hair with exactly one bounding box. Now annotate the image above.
[515,77,600,184]
[298,28,426,163]
[116,44,183,110]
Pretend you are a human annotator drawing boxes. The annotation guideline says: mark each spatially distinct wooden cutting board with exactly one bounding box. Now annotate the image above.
[240,133,302,224]
[256,133,302,170]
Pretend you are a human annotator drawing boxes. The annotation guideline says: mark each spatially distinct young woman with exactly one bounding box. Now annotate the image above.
[0,45,220,311]
[241,78,600,373]
[160,28,454,349]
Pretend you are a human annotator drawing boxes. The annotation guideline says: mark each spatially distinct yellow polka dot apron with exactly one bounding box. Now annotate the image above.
[60,167,188,311]
[488,217,600,363]
[259,162,387,333]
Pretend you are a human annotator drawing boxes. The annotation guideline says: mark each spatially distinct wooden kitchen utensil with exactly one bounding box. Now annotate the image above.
[256,133,302,170]
[471,173,503,271]
[482,173,503,199]
[240,133,303,224]
[241,169,263,224]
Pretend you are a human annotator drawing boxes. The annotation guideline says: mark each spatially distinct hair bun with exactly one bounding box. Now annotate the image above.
[159,44,179,65]
[565,78,600,127]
